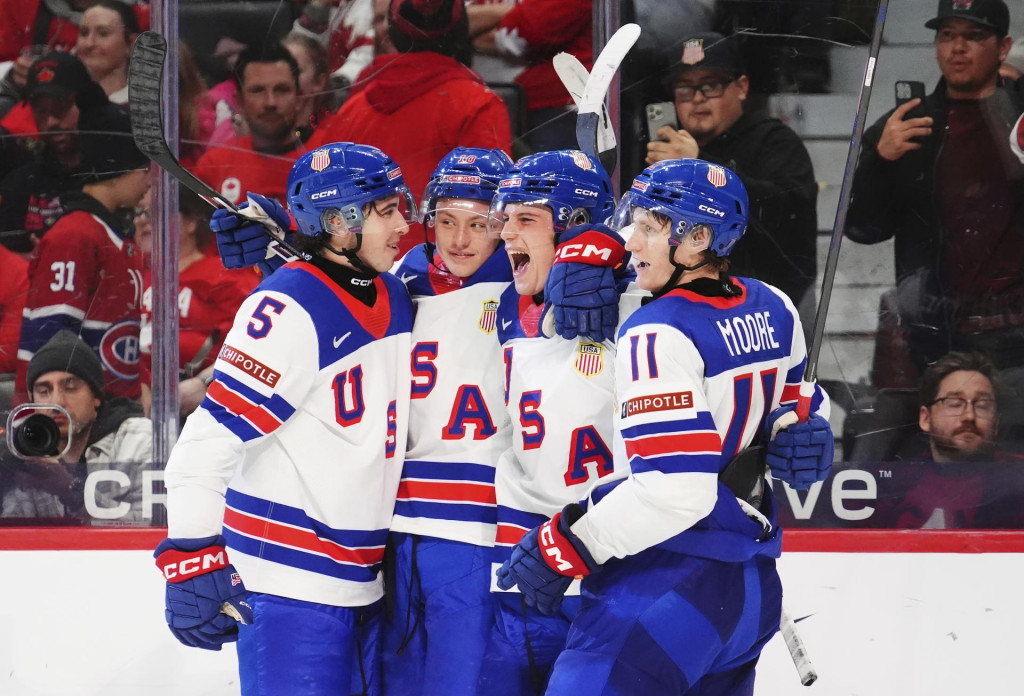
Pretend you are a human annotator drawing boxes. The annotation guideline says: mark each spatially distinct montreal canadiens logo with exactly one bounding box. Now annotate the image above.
[310,149,331,172]
[706,165,727,188]
[100,319,141,380]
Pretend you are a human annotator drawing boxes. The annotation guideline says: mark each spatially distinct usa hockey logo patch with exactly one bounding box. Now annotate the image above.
[479,300,498,333]
[310,149,330,172]
[706,165,727,188]
[575,342,604,377]
[681,38,705,66]
[572,151,593,171]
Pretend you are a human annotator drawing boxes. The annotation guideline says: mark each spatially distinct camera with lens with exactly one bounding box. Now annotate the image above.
[4,404,72,460]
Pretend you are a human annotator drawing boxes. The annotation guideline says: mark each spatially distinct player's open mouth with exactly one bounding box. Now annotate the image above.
[508,250,531,276]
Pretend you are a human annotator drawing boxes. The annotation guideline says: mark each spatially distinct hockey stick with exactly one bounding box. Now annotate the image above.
[574,23,641,172]
[794,0,890,421]
[127,31,308,262]
[553,53,617,162]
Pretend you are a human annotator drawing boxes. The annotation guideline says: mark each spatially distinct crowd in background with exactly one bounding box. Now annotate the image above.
[0,0,1023,530]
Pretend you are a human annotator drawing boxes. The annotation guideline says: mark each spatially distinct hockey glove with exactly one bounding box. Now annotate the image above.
[543,224,631,343]
[495,504,598,615]
[764,404,834,490]
[155,535,254,650]
[211,193,294,276]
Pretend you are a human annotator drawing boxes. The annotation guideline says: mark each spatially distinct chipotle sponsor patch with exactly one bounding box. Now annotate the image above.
[621,391,693,418]
[218,344,281,387]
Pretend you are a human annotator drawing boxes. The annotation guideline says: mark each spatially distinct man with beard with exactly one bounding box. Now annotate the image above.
[883,351,1024,529]
[194,43,308,207]
[847,0,1024,387]
[0,52,123,254]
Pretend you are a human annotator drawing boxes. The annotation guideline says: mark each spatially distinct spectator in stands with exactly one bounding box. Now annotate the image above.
[847,0,1024,381]
[0,246,29,374]
[464,0,524,87]
[290,0,374,95]
[179,40,213,168]
[0,1,100,63]
[137,190,258,417]
[468,0,590,152]
[282,33,334,134]
[310,0,511,257]
[880,351,1024,529]
[1,330,153,523]
[645,32,818,310]
[0,52,123,255]
[16,108,149,404]
[194,43,307,207]
[74,0,139,105]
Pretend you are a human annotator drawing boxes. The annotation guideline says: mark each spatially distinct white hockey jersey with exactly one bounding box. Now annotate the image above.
[165,260,413,608]
[390,246,513,546]
[573,278,831,565]
[492,283,643,581]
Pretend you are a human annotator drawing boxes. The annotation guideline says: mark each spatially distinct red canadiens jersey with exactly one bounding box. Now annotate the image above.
[194,136,305,206]
[140,256,259,378]
[0,245,29,373]
[17,211,144,400]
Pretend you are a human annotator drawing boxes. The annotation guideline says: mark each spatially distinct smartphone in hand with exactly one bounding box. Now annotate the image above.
[895,80,926,108]
[645,102,678,142]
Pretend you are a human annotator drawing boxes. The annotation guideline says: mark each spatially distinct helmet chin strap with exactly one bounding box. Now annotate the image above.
[653,245,711,298]
[322,235,379,276]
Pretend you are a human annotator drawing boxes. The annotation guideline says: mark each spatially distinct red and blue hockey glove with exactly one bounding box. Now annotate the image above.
[543,224,631,343]
[764,404,834,490]
[154,535,253,650]
[211,193,294,276]
[495,504,598,615]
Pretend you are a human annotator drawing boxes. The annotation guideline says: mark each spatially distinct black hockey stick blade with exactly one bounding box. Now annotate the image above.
[128,32,238,211]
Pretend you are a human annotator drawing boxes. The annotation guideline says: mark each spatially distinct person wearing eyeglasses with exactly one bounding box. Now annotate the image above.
[644,32,818,315]
[881,350,1024,529]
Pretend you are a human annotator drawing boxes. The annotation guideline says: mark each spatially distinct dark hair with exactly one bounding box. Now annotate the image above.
[282,33,329,79]
[919,351,1000,407]
[178,188,213,250]
[233,43,301,90]
[91,1,141,39]
[388,2,472,66]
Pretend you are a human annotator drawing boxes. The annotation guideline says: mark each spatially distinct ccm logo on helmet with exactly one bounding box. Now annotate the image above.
[574,188,598,197]
[311,188,338,201]
[698,204,725,218]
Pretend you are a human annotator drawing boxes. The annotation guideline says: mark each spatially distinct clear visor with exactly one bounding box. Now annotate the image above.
[320,188,420,237]
[487,194,557,238]
[426,197,497,233]
[612,192,700,245]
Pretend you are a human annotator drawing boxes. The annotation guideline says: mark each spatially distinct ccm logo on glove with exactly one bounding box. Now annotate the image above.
[538,514,590,577]
[553,230,627,268]
[157,548,230,582]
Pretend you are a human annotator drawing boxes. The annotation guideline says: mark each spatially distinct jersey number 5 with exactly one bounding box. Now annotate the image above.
[247,297,285,339]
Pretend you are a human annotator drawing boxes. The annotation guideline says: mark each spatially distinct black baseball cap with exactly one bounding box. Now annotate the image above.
[924,0,1010,37]
[25,52,92,101]
[666,33,745,83]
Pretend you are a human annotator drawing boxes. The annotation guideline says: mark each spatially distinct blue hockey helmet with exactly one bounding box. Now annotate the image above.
[421,147,514,222]
[613,158,748,256]
[287,142,419,239]
[489,150,615,237]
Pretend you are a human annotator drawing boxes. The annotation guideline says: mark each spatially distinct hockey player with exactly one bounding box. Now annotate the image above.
[381,147,515,696]
[497,159,834,695]
[155,143,416,696]
[480,150,640,695]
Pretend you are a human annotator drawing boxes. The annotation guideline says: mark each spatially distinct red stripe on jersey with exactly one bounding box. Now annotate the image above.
[781,384,801,403]
[206,382,282,435]
[291,262,392,339]
[495,523,528,546]
[397,480,497,505]
[625,431,722,459]
[224,507,385,567]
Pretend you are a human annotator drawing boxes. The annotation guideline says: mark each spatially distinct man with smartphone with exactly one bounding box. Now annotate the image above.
[644,32,818,314]
[846,0,1024,394]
